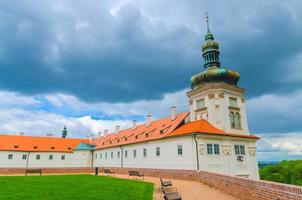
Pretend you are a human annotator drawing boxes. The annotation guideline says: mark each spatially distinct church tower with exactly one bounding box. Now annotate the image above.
[187,14,249,134]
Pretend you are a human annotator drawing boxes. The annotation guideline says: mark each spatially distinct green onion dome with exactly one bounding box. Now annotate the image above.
[191,66,240,89]
[190,15,240,89]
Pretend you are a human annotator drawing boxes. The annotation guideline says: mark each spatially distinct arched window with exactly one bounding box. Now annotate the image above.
[229,112,235,129]
[235,113,241,129]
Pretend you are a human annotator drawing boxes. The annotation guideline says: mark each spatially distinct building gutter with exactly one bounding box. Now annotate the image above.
[25,151,30,168]
[120,146,123,168]
[193,134,200,171]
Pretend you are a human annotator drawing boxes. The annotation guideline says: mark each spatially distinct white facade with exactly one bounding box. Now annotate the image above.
[93,134,259,179]
[0,150,92,168]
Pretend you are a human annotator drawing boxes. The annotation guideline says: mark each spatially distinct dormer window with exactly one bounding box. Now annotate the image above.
[51,146,55,150]
[14,145,19,148]
[33,146,38,149]
[67,147,72,150]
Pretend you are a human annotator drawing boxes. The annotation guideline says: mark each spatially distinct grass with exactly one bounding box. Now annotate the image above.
[0,174,154,200]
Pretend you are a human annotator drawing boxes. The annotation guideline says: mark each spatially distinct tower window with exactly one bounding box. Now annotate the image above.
[196,99,205,109]
[230,112,235,129]
[235,113,242,129]
[229,97,238,107]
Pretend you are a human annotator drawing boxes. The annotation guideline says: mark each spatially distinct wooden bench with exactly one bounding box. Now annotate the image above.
[160,177,173,187]
[162,187,181,200]
[25,169,42,176]
[128,170,144,179]
[104,169,115,176]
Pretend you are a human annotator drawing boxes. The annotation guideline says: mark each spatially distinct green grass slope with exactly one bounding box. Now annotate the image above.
[0,175,154,200]
[260,160,302,186]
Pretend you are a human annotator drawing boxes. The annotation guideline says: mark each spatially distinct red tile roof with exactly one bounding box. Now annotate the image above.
[92,113,259,150]
[92,112,190,149]
[167,119,260,139]
[0,135,88,152]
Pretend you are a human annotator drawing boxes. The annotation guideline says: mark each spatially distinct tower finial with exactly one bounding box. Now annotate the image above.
[205,12,210,33]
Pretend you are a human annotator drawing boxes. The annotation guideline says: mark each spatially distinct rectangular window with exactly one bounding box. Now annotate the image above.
[125,150,128,158]
[111,152,113,159]
[214,144,220,155]
[61,155,65,160]
[207,144,213,154]
[235,145,245,155]
[22,154,27,160]
[196,99,205,109]
[36,155,40,160]
[156,147,160,156]
[100,153,102,159]
[133,150,137,158]
[229,97,238,107]
[177,145,183,155]
[143,148,147,157]
[117,151,120,158]
[95,154,97,159]
[8,154,13,160]
[49,155,53,160]
[105,152,108,159]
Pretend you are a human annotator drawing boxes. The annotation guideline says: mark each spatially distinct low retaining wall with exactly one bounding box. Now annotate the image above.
[0,167,94,174]
[99,167,302,200]
[0,167,301,200]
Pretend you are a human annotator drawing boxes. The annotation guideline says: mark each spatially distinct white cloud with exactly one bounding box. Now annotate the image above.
[0,89,188,138]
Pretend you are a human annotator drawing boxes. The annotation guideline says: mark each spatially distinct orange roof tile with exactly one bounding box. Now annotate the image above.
[0,135,89,152]
[92,112,190,149]
[167,119,260,139]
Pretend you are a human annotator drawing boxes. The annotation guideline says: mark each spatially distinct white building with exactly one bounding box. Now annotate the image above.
[0,17,260,179]
[0,134,93,168]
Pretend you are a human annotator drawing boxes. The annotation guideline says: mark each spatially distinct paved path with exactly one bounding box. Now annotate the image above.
[111,174,237,200]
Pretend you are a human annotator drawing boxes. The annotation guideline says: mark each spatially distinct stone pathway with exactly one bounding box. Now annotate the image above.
[111,174,237,200]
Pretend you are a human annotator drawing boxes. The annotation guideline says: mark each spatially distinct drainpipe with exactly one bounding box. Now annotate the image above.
[26,152,30,168]
[91,150,94,167]
[193,134,200,171]
[120,146,123,168]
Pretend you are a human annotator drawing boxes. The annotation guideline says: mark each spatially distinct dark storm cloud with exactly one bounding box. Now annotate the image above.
[0,0,301,103]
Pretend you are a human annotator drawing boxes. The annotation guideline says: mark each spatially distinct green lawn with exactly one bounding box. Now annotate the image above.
[0,174,154,200]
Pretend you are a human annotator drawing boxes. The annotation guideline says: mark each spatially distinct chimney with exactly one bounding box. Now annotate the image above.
[115,125,120,133]
[171,106,176,120]
[132,120,137,129]
[98,132,102,138]
[46,134,53,137]
[19,132,25,136]
[104,129,108,135]
[146,114,152,126]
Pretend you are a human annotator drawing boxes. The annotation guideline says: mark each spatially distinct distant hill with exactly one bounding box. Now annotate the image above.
[259,160,302,186]
[258,161,280,169]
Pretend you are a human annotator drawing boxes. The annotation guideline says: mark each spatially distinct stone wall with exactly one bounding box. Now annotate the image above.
[0,167,94,174]
[0,167,301,200]
[99,167,302,200]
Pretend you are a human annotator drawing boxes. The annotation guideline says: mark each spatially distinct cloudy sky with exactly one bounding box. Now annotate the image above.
[0,0,301,161]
